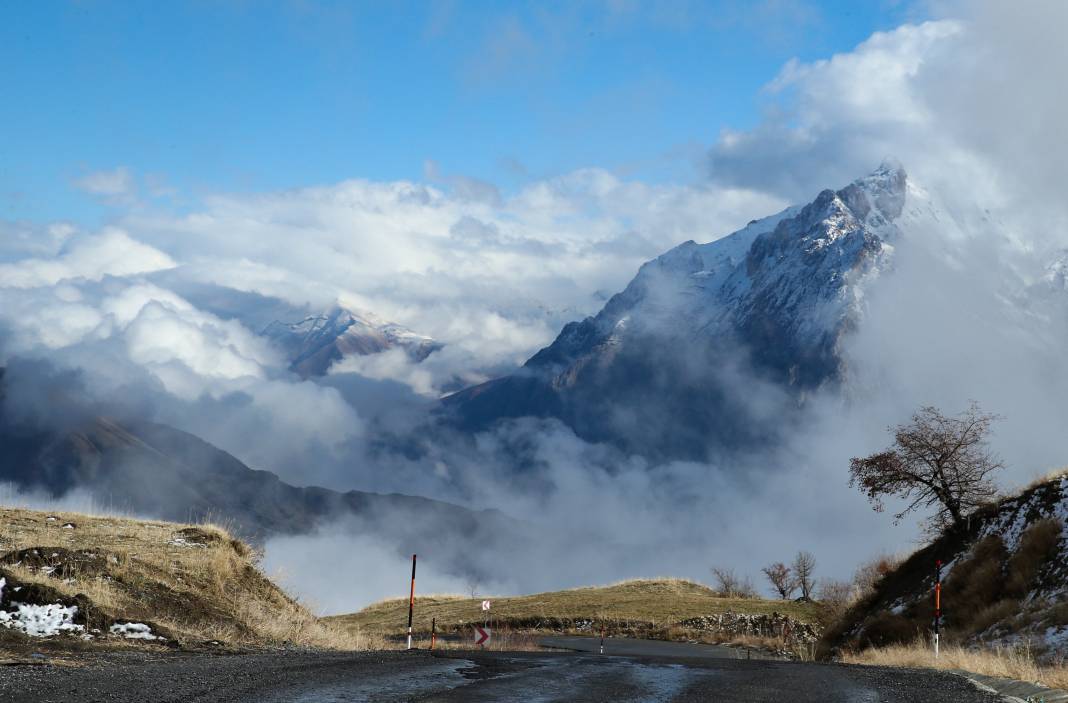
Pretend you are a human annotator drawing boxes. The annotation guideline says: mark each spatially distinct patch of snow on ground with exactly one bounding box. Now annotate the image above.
[1055,477,1068,540]
[110,622,161,640]
[167,538,206,548]
[0,603,84,636]
[1044,626,1068,651]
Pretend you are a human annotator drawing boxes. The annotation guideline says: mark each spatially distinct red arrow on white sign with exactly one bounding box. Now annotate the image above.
[474,625,490,646]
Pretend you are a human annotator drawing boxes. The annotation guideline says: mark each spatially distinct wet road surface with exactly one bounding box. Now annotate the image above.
[1,641,1003,702]
[539,636,776,660]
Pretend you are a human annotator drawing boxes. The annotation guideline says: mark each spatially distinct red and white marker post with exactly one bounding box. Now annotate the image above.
[933,559,943,659]
[407,554,417,651]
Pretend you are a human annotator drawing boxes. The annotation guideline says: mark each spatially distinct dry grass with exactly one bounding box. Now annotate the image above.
[1018,466,1068,494]
[843,640,1068,690]
[0,505,358,650]
[329,578,820,642]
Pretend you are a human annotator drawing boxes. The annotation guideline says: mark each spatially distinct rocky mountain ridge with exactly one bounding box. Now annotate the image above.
[444,162,918,459]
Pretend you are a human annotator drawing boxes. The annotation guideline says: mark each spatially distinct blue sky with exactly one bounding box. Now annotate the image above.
[1,1,921,224]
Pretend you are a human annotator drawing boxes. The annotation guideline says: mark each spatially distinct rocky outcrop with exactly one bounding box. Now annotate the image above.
[679,612,821,644]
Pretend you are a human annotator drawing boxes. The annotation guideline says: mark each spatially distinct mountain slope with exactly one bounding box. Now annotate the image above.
[819,472,1068,661]
[0,368,517,578]
[444,162,913,459]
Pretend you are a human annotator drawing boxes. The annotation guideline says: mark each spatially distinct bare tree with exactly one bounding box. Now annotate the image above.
[852,553,903,599]
[710,567,757,599]
[849,403,1003,531]
[816,579,855,618]
[761,562,796,600]
[792,551,816,600]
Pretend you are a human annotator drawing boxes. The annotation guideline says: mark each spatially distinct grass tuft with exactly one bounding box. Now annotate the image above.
[843,639,1068,690]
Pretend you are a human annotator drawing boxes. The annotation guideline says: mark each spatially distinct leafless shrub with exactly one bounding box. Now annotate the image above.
[852,553,903,598]
[762,562,796,600]
[710,567,758,599]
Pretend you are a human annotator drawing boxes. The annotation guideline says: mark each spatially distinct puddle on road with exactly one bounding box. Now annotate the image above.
[266,657,714,703]
[427,658,713,703]
[629,663,708,701]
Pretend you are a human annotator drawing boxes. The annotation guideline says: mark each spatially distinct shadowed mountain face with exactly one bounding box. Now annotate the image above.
[443,163,909,460]
[0,368,516,568]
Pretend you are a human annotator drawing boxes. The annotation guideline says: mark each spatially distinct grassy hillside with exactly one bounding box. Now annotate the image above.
[819,471,1068,661]
[0,506,353,651]
[330,578,821,643]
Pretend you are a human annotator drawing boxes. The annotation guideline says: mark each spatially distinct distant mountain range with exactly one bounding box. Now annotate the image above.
[151,277,442,378]
[0,367,515,575]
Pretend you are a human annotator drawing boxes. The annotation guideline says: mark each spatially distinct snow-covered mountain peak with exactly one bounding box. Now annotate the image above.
[263,304,441,377]
[446,163,926,458]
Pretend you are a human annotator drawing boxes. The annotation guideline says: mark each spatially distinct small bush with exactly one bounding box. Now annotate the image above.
[710,567,758,599]
[1004,519,1062,598]
[944,535,1008,628]
[966,599,1020,638]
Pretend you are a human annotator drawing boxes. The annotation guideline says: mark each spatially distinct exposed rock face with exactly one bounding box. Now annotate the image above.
[680,612,821,644]
[444,162,909,460]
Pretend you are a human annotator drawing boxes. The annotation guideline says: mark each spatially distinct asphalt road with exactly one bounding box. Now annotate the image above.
[0,642,1004,703]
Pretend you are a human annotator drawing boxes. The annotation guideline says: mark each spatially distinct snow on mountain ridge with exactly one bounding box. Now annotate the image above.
[445,162,921,459]
[263,305,441,378]
[527,162,909,385]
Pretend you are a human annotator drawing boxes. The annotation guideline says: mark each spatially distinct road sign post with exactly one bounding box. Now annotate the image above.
[407,554,417,651]
[431,617,436,651]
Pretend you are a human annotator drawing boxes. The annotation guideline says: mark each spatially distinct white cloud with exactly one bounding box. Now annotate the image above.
[0,229,175,289]
[117,170,784,386]
[74,167,136,201]
[709,2,1068,244]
